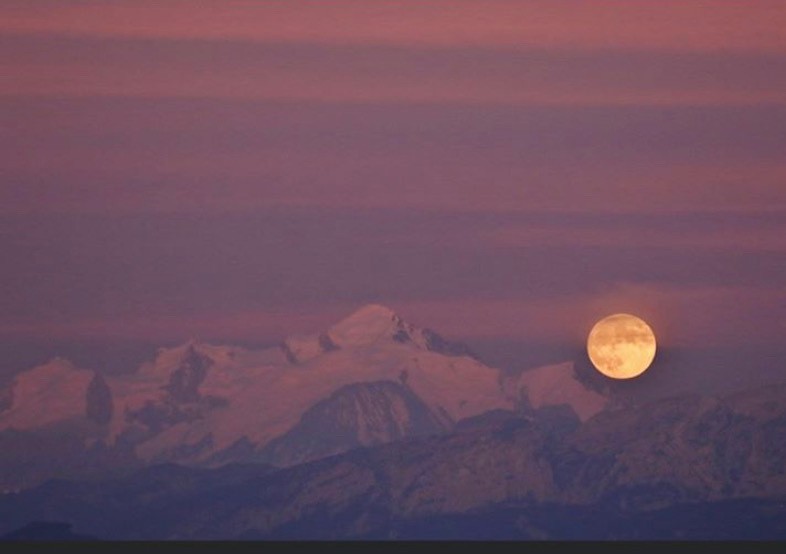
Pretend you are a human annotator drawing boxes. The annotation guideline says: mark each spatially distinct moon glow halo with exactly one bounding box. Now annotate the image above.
[587,313,657,379]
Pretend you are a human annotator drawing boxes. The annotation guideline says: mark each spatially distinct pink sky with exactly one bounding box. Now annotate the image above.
[3,1,785,53]
[0,2,784,378]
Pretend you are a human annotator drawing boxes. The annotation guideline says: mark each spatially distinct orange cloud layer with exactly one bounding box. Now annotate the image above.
[3,0,786,53]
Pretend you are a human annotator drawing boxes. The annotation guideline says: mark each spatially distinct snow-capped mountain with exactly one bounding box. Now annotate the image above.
[0,304,609,486]
[0,357,97,431]
[504,361,608,422]
[110,304,519,465]
[5,381,786,540]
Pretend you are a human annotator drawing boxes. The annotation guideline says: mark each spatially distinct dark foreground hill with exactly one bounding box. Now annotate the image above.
[1,521,99,541]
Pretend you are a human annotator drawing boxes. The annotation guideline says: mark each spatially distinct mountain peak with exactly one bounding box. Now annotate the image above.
[340,303,399,323]
[327,304,403,348]
[138,340,239,380]
[41,356,78,372]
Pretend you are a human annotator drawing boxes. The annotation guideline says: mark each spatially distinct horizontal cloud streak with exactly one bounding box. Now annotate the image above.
[1,284,783,351]
[488,218,786,252]
[1,211,784,333]
[2,34,786,105]
[2,97,785,214]
[3,0,785,54]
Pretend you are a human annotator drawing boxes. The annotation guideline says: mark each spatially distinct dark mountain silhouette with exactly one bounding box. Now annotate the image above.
[1,521,99,541]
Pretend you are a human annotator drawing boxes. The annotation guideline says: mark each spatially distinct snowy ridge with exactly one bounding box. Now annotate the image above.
[0,358,95,431]
[0,304,610,469]
[506,361,608,422]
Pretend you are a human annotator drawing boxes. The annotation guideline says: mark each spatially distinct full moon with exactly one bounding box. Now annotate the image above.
[587,313,657,379]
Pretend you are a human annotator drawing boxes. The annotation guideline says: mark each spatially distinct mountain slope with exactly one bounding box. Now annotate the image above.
[1,380,785,540]
[257,380,452,467]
